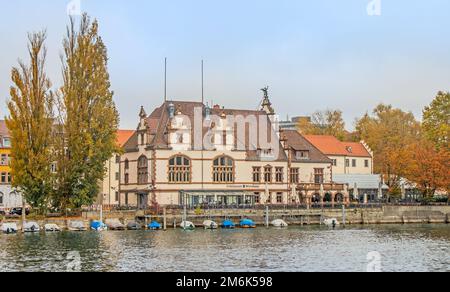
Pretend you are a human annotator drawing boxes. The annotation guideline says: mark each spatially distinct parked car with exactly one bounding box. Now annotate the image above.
[9,208,30,216]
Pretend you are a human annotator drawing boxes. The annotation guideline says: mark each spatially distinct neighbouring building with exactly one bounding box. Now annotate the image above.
[0,120,22,210]
[304,135,374,175]
[98,130,135,206]
[279,116,310,131]
[119,90,350,209]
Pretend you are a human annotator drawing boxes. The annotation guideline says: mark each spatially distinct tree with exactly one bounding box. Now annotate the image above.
[298,109,346,141]
[406,140,450,198]
[422,91,450,150]
[6,31,55,213]
[54,14,119,209]
[355,104,421,195]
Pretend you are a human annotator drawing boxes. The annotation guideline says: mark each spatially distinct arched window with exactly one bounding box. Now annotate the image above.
[168,156,191,183]
[137,155,148,184]
[213,156,234,183]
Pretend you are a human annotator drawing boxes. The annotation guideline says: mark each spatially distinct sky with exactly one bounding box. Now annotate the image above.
[1,0,450,130]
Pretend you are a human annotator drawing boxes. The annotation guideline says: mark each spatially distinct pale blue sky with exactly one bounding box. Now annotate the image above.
[1,0,449,130]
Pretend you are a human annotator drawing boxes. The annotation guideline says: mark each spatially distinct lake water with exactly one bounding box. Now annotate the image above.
[0,224,449,272]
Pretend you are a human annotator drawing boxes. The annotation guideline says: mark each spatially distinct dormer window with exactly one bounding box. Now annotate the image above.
[346,146,353,153]
[258,148,274,159]
[295,150,309,160]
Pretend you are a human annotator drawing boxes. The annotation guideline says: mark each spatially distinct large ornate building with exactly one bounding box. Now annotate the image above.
[119,90,350,208]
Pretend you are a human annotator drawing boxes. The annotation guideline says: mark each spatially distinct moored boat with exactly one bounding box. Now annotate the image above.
[1,223,18,234]
[221,219,236,229]
[90,220,107,231]
[105,219,126,231]
[44,224,61,232]
[127,221,142,230]
[180,221,195,230]
[23,222,40,233]
[148,221,162,230]
[271,219,288,228]
[323,218,340,228]
[68,221,87,232]
[203,220,218,229]
[239,219,256,228]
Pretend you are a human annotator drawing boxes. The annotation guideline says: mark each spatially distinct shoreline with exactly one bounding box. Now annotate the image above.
[1,205,449,231]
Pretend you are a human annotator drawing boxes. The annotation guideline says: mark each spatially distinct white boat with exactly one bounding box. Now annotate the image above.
[323,218,340,228]
[44,224,61,232]
[105,219,126,231]
[1,223,19,234]
[271,219,289,228]
[203,220,218,229]
[69,221,87,231]
[23,222,40,233]
[180,221,195,230]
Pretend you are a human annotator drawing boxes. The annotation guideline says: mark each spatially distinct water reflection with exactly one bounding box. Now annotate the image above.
[0,225,448,272]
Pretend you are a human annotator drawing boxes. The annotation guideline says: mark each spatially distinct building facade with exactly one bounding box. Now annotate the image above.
[304,135,374,175]
[119,91,350,208]
[98,130,134,206]
[0,120,22,210]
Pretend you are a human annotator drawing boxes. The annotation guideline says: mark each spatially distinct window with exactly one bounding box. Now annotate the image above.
[252,167,261,183]
[314,168,324,184]
[275,167,284,183]
[0,154,7,166]
[7,173,11,183]
[124,173,129,184]
[332,159,337,166]
[124,159,129,170]
[345,159,350,167]
[125,193,129,205]
[352,159,357,167]
[1,173,6,183]
[213,156,234,183]
[115,172,120,181]
[365,160,369,168]
[137,156,148,184]
[50,163,57,174]
[276,192,283,203]
[3,138,11,148]
[140,133,145,145]
[0,192,3,205]
[290,168,299,184]
[264,166,272,183]
[169,156,191,183]
[296,151,309,160]
[115,192,119,202]
[115,155,120,164]
[254,192,261,204]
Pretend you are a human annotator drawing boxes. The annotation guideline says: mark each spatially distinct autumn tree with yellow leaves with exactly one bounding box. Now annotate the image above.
[6,31,55,213]
[54,14,119,209]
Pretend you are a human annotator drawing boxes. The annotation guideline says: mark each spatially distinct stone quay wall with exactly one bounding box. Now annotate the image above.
[1,206,449,230]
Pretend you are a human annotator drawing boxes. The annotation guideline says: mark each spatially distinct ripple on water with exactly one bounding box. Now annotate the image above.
[0,224,449,272]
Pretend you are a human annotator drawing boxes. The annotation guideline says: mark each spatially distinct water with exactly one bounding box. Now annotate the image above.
[0,224,449,272]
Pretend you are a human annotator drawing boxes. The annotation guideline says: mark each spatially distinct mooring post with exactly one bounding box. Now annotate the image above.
[163,207,167,231]
[21,197,27,233]
[342,205,346,227]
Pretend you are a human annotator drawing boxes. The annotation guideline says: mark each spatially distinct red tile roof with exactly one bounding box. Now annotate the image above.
[117,130,135,147]
[304,135,371,158]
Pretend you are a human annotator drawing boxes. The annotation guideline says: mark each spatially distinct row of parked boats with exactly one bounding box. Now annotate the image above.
[1,218,292,234]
